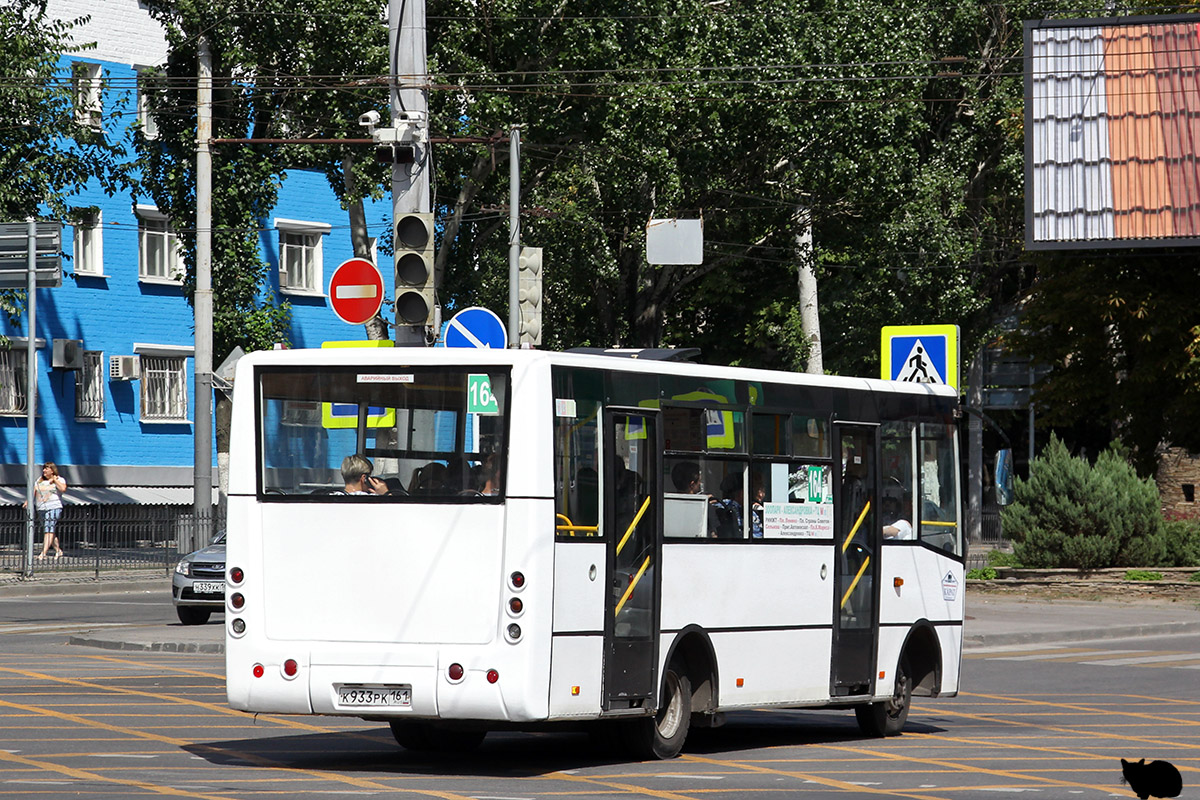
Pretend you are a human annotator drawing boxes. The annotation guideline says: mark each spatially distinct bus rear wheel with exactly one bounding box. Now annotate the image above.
[388,720,486,752]
[627,668,691,760]
[855,656,912,737]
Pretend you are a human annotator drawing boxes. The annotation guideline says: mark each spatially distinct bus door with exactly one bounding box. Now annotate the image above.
[602,409,661,711]
[831,423,880,695]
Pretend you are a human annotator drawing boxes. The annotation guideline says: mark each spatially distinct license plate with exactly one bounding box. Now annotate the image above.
[192,581,224,594]
[337,685,412,708]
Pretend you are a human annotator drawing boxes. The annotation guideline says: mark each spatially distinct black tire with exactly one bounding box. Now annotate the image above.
[626,668,691,760]
[176,606,211,626]
[388,720,486,752]
[855,656,912,737]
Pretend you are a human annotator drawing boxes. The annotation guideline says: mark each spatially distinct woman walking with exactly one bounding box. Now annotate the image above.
[33,462,67,560]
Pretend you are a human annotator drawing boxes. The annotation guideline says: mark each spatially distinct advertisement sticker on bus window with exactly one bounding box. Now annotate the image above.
[762,502,833,539]
[467,373,499,415]
[555,398,577,418]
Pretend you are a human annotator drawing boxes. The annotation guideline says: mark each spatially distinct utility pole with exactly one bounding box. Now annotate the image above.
[507,126,520,347]
[24,219,36,576]
[193,38,213,549]
[389,0,431,346]
[796,206,823,374]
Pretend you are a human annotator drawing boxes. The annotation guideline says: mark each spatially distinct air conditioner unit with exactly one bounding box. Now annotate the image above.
[52,339,83,370]
[109,355,140,381]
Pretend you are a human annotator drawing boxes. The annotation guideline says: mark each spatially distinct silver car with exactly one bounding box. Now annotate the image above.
[171,531,225,625]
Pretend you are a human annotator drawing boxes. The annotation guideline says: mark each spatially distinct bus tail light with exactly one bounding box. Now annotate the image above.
[230,592,245,610]
[510,571,525,589]
[508,597,523,614]
[447,663,464,682]
[506,623,522,641]
[486,669,499,684]
[231,618,246,635]
[282,659,299,679]
[253,663,264,678]
[229,566,244,585]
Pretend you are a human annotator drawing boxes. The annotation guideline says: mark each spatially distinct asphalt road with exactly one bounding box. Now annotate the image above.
[0,590,1197,799]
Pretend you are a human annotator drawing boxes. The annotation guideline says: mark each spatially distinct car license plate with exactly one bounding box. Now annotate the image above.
[337,685,412,708]
[192,581,224,594]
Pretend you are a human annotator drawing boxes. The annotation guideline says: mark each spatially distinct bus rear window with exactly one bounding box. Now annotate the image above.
[256,367,508,499]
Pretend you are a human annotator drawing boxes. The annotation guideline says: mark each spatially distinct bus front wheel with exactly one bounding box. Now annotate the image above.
[855,656,912,737]
[388,720,486,752]
[628,668,691,759]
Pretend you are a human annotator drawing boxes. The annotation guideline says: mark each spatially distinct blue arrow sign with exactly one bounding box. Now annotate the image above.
[445,306,508,349]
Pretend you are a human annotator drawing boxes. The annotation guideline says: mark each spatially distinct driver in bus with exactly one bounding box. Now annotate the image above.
[882,488,913,540]
[338,454,390,495]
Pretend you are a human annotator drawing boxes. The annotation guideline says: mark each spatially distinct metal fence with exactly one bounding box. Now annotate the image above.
[0,504,224,577]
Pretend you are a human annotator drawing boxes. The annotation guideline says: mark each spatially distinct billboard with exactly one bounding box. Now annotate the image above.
[1025,16,1200,250]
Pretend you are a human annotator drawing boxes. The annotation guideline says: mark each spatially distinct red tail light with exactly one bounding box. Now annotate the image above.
[448,663,464,681]
[229,566,244,584]
[510,571,525,589]
[230,592,245,610]
[283,659,298,678]
[486,669,499,684]
[253,663,264,678]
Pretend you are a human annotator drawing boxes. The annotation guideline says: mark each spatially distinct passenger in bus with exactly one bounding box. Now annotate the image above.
[670,461,702,494]
[750,474,765,538]
[477,454,500,495]
[709,473,744,539]
[409,462,448,494]
[337,454,390,495]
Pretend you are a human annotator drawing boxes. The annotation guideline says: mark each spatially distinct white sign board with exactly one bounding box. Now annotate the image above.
[646,218,703,265]
[762,502,833,539]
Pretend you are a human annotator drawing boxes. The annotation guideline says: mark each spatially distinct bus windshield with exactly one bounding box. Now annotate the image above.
[256,366,508,499]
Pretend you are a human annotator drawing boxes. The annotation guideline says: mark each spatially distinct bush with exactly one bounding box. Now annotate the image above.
[986,549,1023,568]
[1190,572,1200,583]
[1001,435,1166,570]
[966,567,997,580]
[1123,570,1164,581]
[1162,519,1200,566]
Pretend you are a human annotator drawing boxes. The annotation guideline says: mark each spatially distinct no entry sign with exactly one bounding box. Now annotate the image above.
[328,258,384,325]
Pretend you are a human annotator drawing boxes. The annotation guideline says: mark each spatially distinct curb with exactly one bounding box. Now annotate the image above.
[68,635,224,654]
[0,574,169,598]
[964,619,1200,650]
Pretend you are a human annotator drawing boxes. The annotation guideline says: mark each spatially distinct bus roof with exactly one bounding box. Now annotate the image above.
[236,346,959,400]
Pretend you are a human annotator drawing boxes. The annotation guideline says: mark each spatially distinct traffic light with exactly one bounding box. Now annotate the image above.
[518,246,543,346]
[394,212,435,326]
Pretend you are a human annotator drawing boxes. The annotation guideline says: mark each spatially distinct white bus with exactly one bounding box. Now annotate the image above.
[225,346,964,759]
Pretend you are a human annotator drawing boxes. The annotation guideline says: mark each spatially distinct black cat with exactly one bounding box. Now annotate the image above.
[1121,758,1182,799]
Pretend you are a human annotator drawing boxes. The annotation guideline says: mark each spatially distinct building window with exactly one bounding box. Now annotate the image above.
[140,355,188,422]
[0,348,28,414]
[1184,484,1195,503]
[75,351,105,421]
[72,208,103,275]
[137,206,183,282]
[72,62,102,129]
[136,68,160,139]
[275,218,330,295]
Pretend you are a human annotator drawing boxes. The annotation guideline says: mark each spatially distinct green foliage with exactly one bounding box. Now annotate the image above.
[1122,570,1164,582]
[0,0,130,319]
[1190,571,1200,583]
[1162,519,1200,567]
[966,567,997,580]
[1001,435,1166,570]
[985,549,1023,568]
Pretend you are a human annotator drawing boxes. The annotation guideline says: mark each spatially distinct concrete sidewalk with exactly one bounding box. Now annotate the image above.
[4,571,1200,653]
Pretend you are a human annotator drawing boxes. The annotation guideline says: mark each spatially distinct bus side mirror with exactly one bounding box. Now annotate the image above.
[994,448,1014,506]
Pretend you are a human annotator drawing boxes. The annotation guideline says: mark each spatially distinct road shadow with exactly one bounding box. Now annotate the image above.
[184,709,947,776]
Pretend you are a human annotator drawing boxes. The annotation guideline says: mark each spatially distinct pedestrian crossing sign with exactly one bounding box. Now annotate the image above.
[881,325,959,390]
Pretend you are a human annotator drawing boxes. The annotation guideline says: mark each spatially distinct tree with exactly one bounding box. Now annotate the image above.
[1001,435,1166,570]
[425,0,1048,372]
[0,0,128,323]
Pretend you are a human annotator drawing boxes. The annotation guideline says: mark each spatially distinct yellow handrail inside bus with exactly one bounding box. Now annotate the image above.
[842,500,870,553]
[555,513,599,536]
[921,520,957,527]
[615,495,651,555]
[615,554,652,617]
[840,555,871,609]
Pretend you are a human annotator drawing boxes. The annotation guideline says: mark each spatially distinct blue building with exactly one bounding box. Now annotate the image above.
[1,0,393,512]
